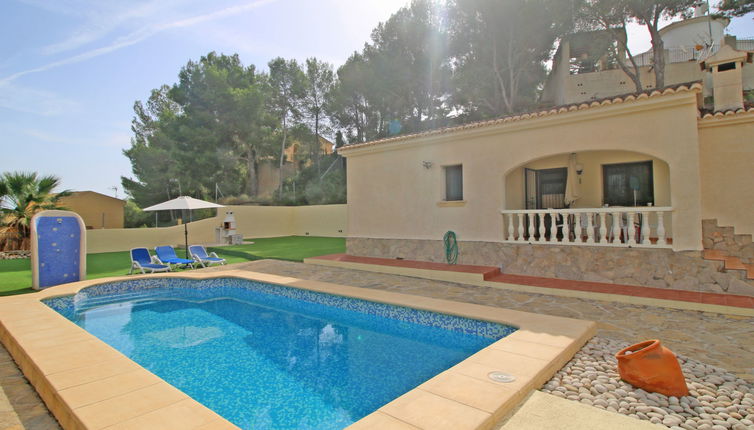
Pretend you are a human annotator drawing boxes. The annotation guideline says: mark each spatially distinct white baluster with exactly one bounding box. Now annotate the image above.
[537,213,546,242]
[562,214,571,243]
[517,214,525,242]
[507,214,514,241]
[528,214,535,242]
[627,212,637,245]
[548,212,557,242]
[640,212,650,245]
[598,212,608,244]
[657,212,667,245]
[574,213,582,243]
[586,212,595,244]
[612,212,622,244]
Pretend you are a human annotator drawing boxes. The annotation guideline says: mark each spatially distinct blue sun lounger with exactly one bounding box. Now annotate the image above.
[129,248,170,274]
[155,245,196,269]
[189,245,226,268]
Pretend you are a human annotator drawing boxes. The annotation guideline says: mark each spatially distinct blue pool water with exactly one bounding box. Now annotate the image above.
[44,278,515,429]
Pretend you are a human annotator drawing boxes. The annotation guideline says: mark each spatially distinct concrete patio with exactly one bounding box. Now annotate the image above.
[1,259,752,429]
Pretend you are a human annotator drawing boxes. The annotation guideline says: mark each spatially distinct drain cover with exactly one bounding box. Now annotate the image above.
[488,371,516,383]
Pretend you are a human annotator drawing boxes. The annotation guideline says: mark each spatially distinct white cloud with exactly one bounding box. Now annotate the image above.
[0,82,80,116]
[38,1,186,55]
[21,128,131,149]
[1,0,279,84]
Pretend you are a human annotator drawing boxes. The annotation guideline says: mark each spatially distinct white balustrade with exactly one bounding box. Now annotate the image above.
[574,213,583,243]
[626,212,637,245]
[562,214,570,243]
[611,211,622,245]
[656,212,667,245]
[586,213,595,244]
[501,207,672,248]
[538,214,546,242]
[517,214,525,243]
[598,213,608,244]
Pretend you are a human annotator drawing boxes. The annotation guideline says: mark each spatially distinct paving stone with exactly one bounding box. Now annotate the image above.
[1,259,752,429]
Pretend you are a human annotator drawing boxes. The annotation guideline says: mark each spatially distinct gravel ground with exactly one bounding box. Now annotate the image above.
[541,337,754,430]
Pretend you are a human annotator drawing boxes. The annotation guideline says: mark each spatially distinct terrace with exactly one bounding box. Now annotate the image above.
[1,255,752,430]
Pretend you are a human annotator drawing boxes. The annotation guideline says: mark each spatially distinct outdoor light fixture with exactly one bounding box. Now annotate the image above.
[575,163,584,176]
[422,161,433,169]
[488,371,516,383]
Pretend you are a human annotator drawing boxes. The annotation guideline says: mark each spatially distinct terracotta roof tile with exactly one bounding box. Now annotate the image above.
[699,104,754,119]
[338,81,704,152]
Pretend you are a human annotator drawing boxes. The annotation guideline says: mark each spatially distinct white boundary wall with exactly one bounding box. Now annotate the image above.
[87,204,346,253]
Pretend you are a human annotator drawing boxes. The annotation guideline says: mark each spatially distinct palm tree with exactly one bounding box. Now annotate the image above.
[0,172,71,251]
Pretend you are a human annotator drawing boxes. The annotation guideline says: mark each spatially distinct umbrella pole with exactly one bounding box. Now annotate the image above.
[184,223,189,259]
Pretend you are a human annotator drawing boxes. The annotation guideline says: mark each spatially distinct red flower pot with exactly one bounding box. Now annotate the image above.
[615,339,689,397]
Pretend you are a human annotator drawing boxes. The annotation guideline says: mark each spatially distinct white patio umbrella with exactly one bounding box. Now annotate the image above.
[143,196,224,258]
[564,153,581,207]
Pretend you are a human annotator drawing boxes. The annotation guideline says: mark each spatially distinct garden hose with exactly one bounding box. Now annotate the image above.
[443,231,458,265]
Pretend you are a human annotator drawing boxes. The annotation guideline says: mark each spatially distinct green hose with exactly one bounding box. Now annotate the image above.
[443,231,458,265]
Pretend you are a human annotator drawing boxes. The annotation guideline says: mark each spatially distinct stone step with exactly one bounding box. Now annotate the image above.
[702,219,753,264]
[703,249,727,261]
[702,249,753,280]
[725,256,747,271]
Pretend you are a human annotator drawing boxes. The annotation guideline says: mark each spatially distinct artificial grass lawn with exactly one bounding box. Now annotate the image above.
[0,236,344,296]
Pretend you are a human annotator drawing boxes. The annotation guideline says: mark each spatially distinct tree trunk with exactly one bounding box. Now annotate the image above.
[278,113,288,198]
[314,114,321,175]
[648,25,665,88]
[611,28,643,93]
[246,147,258,197]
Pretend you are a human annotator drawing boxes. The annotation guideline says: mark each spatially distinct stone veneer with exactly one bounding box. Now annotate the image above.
[702,219,754,263]
[347,238,754,297]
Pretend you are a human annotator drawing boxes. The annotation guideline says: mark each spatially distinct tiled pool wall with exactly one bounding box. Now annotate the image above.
[43,277,516,340]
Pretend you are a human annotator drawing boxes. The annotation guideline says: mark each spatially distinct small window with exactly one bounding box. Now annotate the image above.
[717,62,736,72]
[444,165,463,201]
[602,161,654,206]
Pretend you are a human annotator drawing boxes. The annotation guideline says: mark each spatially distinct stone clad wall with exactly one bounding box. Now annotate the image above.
[702,219,754,263]
[346,237,754,297]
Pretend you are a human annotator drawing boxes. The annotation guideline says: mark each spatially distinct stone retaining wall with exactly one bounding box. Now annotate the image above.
[347,238,754,297]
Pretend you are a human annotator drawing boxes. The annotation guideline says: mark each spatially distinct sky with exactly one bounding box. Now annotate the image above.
[1,0,752,198]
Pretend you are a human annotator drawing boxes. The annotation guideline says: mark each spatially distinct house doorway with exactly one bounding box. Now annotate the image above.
[524,167,568,210]
[524,167,567,240]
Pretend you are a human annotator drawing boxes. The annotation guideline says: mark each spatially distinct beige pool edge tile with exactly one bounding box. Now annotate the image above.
[345,412,421,429]
[192,419,242,430]
[418,371,521,416]
[102,397,227,430]
[72,382,189,429]
[58,369,164,409]
[0,269,595,430]
[46,359,143,391]
[379,388,493,430]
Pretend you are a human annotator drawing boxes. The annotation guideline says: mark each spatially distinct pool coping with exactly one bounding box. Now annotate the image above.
[0,270,596,430]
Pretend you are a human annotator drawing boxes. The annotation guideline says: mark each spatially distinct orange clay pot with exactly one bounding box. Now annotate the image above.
[615,339,689,397]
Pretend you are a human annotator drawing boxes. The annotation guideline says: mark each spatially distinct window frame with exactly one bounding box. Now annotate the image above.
[602,160,654,207]
[444,164,464,202]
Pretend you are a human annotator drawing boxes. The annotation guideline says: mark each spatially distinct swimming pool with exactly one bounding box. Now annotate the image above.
[44,277,516,429]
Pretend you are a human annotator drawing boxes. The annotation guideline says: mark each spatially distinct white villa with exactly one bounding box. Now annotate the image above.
[339,15,754,298]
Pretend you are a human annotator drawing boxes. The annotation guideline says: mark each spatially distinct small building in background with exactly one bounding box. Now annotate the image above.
[541,9,753,108]
[58,191,125,229]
